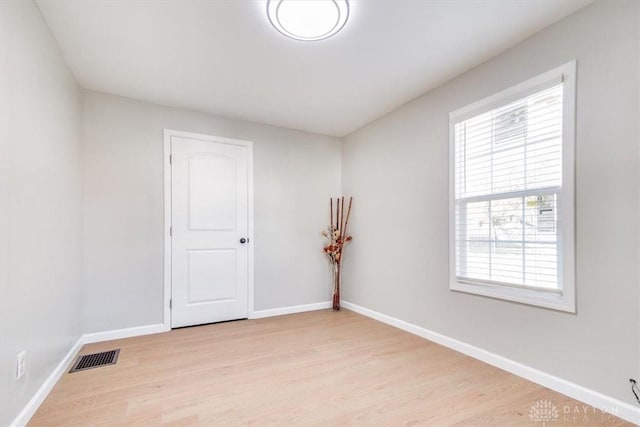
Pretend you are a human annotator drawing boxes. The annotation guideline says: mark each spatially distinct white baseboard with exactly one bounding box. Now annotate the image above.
[250,301,332,319]
[20,302,639,426]
[82,323,169,344]
[341,300,640,426]
[10,323,168,427]
[9,307,330,426]
[11,303,334,426]
[10,336,84,427]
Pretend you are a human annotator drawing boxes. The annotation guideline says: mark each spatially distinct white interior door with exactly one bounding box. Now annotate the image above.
[170,135,250,328]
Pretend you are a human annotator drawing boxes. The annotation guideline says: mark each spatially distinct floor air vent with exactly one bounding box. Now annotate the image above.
[69,349,120,373]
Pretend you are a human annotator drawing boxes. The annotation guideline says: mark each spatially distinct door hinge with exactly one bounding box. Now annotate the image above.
[169,154,172,164]
[169,299,172,309]
[169,226,172,236]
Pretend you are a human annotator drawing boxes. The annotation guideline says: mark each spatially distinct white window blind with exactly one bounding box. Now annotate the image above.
[455,83,563,290]
[449,61,576,312]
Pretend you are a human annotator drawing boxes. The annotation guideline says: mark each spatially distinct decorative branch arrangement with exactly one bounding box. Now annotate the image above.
[322,197,353,311]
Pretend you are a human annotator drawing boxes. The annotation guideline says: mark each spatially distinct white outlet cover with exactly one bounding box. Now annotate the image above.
[16,350,26,380]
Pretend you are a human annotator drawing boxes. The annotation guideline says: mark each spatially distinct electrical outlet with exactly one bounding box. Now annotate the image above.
[16,351,26,380]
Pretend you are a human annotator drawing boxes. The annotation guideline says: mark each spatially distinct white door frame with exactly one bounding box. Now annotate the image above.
[163,129,254,329]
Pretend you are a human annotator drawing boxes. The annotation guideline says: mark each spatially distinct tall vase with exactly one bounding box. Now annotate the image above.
[332,262,341,311]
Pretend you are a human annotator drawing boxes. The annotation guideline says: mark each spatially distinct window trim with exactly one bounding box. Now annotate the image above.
[448,61,576,313]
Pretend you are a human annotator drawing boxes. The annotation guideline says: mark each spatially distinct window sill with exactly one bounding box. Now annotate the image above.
[450,280,576,313]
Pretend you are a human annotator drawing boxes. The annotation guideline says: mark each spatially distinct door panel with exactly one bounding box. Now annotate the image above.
[171,135,249,328]
[188,154,236,231]
[186,249,236,303]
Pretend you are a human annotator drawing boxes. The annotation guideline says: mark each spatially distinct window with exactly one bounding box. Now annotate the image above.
[449,61,576,312]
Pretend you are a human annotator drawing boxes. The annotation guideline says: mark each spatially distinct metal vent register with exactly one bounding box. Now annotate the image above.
[69,349,120,373]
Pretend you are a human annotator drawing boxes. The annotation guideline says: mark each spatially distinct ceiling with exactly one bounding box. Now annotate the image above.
[36,0,593,137]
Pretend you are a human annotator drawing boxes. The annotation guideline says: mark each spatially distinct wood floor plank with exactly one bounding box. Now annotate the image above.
[29,309,632,426]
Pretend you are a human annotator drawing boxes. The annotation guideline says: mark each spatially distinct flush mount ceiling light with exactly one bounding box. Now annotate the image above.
[267,0,349,41]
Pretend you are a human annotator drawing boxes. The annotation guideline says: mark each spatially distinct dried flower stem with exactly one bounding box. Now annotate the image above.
[343,197,353,239]
[340,196,345,239]
[330,198,333,229]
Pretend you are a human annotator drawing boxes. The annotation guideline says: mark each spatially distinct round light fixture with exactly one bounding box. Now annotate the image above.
[267,0,349,41]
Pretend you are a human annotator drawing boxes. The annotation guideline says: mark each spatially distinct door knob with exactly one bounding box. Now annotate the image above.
[240,237,248,244]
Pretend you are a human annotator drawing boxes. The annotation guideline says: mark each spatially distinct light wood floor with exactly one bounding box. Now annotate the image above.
[31,309,631,426]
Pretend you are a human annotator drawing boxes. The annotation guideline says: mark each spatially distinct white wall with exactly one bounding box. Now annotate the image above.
[0,1,83,425]
[342,0,639,406]
[81,91,341,333]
